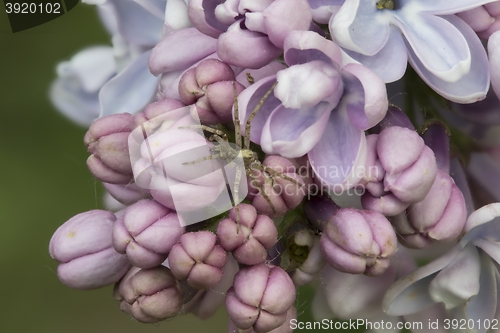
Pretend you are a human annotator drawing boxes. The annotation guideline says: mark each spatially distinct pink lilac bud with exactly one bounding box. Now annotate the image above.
[103,182,149,206]
[320,208,397,276]
[168,231,228,289]
[217,204,278,265]
[113,199,184,268]
[228,306,297,333]
[289,229,325,286]
[362,126,438,216]
[457,3,500,39]
[49,210,130,289]
[178,59,245,124]
[183,254,239,319]
[249,155,306,218]
[113,266,183,323]
[226,263,296,332]
[391,170,467,249]
[133,98,185,129]
[374,105,415,132]
[84,113,134,184]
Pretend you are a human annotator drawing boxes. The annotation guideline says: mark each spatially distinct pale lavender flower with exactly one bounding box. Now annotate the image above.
[384,203,500,333]
[329,0,494,103]
[52,0,187,125]
[188,0,312,68]
[49,210,130,289]
[237,30,388,189]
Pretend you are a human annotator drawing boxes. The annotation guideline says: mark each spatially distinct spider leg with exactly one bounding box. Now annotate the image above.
[244,81,278,150]
[262,165,304,187]
[247,167,277,215]
[178,125,228,141]
[232,82,242,150]
[232,166,243,234]
[182,154,216,165]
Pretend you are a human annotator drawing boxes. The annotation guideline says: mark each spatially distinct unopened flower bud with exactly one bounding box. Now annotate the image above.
[49,210,130,289]
[178,59,245,124]
[133,98,185,129]
[392,170,467,248]
[228,306,297,333]
[113,199,184,268]
[250,155,306,218]
[320,208,397,276]
[226,263,296,332]
[114,266,183,323]
[168,231,228,289]
[217,204,278,265]
[84,113,134,184]
[103,182,148,206]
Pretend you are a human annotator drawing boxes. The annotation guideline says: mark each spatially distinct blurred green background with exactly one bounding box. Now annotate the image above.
[0,4,324,333]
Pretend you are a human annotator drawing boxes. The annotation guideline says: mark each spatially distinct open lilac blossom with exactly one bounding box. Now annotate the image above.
[178,58,245,124]
[321,208,397,276]
[85,113,135,184]
[307,0,345,23]
[188,0,312,68]
[49,210,130,289]
[52,0,187,125]
[113,266,183,323]
[168,231,228,289]
[329,0,493,102]
[237,30,388,189]
[384,203,500,332]
[113,199,184,268]
[226,263,296,332]
[217,204,278,265]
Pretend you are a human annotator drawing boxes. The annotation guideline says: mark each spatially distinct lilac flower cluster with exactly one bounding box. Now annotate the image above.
[49,0,500,332]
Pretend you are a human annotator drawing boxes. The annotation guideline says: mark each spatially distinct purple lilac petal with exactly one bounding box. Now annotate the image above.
[260,102,332,158]
[235,76,282,145]
[406,15,490,103]
[383,246,461,316]
[307,0,344,24]
[263,0,312,48]
[274,61,343,109]
[149,28,217,76]
[329,0,390,56]
[217,21,282,68]
[189,0,227,37]
[283,30,342,66]
[392,12,470,83]
[110,0,164,47]
[308,104,365,187]
[405,0,499,15]
[164,0,192,33]
[341,63,388,129]
[428,243,481,309]
[99,51,159,117]
[473,239,500,266]
[343,26,407,83]
[455,254,496,333]
[489,31,500,99]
